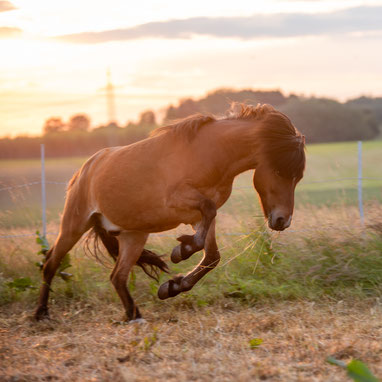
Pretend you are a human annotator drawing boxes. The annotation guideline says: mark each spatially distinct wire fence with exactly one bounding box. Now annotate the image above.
[1,142,382,240]
[0,180,67,192]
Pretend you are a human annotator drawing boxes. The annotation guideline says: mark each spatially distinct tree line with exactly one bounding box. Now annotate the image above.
[0,110,157,159]
[0,90,381,159]
[164,89,381,143]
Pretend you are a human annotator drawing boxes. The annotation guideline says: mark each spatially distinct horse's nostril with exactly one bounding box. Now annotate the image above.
[275,217,285,227]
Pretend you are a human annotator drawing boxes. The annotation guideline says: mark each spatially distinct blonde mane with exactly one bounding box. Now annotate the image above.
[227,103,277,120]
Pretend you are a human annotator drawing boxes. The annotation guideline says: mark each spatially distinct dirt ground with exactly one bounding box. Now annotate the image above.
[1,300,381,382]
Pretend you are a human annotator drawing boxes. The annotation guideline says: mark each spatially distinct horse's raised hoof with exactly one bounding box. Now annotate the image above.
[34,306,50,321]
[171,235,203,264]
[158,276,184,299]
[170,245,183,263]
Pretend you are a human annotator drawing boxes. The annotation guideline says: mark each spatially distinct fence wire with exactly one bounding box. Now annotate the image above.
[2,177,382,194]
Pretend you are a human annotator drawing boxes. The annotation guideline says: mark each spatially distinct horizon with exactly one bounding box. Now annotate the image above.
[0,87,377,139]
[1,0,382,137]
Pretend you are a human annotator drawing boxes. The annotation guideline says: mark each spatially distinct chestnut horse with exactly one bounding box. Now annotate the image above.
[35,104,305,321]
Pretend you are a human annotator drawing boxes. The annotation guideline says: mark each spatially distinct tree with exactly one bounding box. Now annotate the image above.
[68,114,91,132]
[164,98,198,121]
[279,97,379,143]
[139,110,156,126]
[346,96,382,135]
[43,117,65,134]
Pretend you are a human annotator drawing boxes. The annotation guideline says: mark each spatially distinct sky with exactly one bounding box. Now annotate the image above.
[1,0,382,137]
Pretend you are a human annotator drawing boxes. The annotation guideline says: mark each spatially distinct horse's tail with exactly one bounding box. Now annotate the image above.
[136,249,169,282]
[85,217,169,281]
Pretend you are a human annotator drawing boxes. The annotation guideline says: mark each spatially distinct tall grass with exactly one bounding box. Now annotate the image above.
[1,206,381,311]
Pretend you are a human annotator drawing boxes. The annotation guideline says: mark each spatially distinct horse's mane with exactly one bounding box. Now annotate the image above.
[151,103,305,179]
[150,104,271,140]
[227,102,277,121]
[150,114,216,141]
[227,103,306,179]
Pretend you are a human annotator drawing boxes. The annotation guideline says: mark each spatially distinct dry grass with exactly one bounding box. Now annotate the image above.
[1,301,382,381]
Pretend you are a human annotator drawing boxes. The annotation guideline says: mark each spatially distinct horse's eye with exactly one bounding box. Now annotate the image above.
[274,170,281,177]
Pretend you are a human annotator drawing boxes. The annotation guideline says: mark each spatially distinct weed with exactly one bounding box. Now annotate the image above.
[142,328,158,351]
[249,338,263,349]
[5,276,36,292]
[327,357,380,382]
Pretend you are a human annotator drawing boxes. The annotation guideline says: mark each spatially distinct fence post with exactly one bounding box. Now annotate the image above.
[41,144,47,238]
[357,141,364,226]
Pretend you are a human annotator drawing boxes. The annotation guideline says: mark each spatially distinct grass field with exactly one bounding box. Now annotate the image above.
[1,140,382,381]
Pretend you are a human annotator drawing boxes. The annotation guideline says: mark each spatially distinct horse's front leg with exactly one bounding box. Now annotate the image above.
[171,198,217,264]
[158,218,220,299]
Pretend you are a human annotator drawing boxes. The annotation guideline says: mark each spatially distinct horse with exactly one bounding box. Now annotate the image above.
[35,103,306,322]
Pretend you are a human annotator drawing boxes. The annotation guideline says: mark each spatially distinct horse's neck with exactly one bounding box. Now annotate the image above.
[212,119,260,177]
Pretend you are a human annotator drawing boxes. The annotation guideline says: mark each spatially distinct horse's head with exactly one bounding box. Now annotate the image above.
[252,111,306,231]
[253,164,303,231]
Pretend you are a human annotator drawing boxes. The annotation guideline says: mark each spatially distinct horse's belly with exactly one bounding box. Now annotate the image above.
[100,203,201,233]
[94,170,233,233]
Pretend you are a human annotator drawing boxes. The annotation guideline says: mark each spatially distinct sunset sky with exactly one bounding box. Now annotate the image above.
[1,0,382,136]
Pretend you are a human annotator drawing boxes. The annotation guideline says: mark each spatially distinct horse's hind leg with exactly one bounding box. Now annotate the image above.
[96,227,168,278]
[35,218,90,320]
[158,218,220,299]
[110,231,148,321]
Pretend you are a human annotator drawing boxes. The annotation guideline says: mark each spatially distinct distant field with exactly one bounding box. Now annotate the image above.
[0,140,381,230]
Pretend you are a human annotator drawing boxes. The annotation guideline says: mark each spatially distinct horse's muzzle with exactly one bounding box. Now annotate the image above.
[268,214,291,231]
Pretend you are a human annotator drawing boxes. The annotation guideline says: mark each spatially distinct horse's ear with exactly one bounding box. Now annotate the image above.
[302,135,306,145]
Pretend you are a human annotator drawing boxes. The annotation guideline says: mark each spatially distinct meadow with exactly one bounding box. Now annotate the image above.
[1,140,382,381]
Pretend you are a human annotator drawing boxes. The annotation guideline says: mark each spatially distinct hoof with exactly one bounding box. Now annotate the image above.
[34,306,50,321]
[171,245,182,263]
[171,235,201,264]
[158,277,183,300]
[129,318,147,325]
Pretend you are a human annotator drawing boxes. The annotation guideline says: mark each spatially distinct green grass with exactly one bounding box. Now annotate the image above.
[1,220,382,308]
[297,140,382,206]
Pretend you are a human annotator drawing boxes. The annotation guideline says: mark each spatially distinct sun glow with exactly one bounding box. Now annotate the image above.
[1,0,382,136]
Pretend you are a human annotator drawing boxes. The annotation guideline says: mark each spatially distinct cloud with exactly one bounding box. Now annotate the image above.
[0,27,22,38]
[0,1,16,12]
[56,6,382,44]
